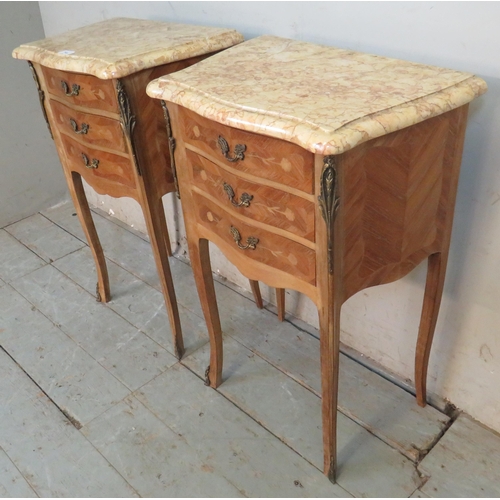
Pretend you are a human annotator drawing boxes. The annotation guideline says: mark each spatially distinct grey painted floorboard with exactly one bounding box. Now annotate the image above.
[5,213,84,263]
[0,230,45,283]
[81,395,246,497]
[136,363,350,498]
[419,414,500,497]
[43,202,206,318]
[0,349,138,498]
[183,337,422,497]
[10,265,177,391]
[0,448,37,498]
[53,247,209,357]
[41,202,86,243]
[213,283,449,461]
[410,490,431,498]
[0,285,130,426]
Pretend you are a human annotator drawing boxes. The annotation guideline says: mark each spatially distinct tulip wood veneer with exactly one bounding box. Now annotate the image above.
[167,101,469,480]
[29,59,215,358]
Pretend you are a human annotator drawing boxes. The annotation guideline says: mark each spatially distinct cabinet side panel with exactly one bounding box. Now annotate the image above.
[342,110,461,299]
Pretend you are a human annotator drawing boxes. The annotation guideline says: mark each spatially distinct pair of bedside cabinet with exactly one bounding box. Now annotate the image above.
[15,18,487,482]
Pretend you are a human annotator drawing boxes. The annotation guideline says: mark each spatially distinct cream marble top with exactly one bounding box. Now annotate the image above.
[147,35,487,155]
[12,17,244,80]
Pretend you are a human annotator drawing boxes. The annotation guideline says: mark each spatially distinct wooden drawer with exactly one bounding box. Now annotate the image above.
[193,192,316,285]
[187,149,315,242]
[180,108,314,194]
[42,67,119,114]
[50,100,127,153]
[60,134,136,198]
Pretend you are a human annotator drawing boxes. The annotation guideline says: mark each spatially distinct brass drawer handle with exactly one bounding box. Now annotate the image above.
[223,182,253,207]
[230,226,259,250]
[81,153,99,169]
[70,118,89,135]
[61,80,80,97]
[218,135,246,162]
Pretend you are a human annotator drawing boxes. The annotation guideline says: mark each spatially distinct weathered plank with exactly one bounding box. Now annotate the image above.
[53,247,208,356]
[0,230,45,283]
[419,414,500,497]
[44,202,207,317]
[183,337,422,497]
[81,395,245,497]
[10,265,176,391]
[5,213,84,263]
[410,489,431,498]
[41,202,87,242]
[136,363,350,497]
[0,284,129,426]
[0,349,137,497]
[214,282,449,461]
[0,448,37,498]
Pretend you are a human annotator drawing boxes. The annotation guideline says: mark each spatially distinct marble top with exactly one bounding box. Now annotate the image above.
[147,35,487,155]
[12,17,244,79]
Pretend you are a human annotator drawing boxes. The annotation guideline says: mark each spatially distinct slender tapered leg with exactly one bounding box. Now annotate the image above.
[68,172,110,303]
[276,288,285,321]
[249,280,263,309]
[415,252,447,406]
[140,194,184,359]
[318,299,342,482]
[189,238,223,388]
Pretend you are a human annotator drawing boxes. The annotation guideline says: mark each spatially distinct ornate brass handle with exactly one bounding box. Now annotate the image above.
[81,153,99,169]
[230,226,259,250]
[70,118,89,135]
[217,135,246,162]
[61,80,80,97]
[223,182,253,207]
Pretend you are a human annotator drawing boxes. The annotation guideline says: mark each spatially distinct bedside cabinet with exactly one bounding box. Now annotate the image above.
[147,36,487,480]
[13,17,244,358]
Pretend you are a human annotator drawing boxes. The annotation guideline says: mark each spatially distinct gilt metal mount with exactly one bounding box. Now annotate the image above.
[116,80,141,176]
[28,62,53,139]
[160,100,180,198]
[217,135,246,162]
[230,226,259,250]
[61,80,80,97]
[223,182,253,207]
[318,156,340,274]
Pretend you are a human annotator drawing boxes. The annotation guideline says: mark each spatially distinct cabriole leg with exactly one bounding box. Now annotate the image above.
[189,238,223,388]
[68,171,110,303]
[141,194,184,359]
[415,251,447,406]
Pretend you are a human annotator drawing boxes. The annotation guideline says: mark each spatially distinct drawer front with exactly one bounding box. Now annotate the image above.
[42,67,118,114]
[188,150,315,242]
[50,100,127,153]
[60,134,136,196]
[193,192,316,285]
[180,108,314,194]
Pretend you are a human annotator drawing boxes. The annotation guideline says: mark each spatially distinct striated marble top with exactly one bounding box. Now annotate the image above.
[12,17,244,80]
[147,35,487,155]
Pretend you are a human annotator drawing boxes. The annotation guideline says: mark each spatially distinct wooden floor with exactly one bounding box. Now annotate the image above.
[0,201,499,498]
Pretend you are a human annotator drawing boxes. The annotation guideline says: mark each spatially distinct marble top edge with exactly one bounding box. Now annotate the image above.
[12,17,244,79]
[146,35,487,155]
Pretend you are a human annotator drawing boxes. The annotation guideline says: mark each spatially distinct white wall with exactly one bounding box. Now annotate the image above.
[0,2,67,227]
[39,2,500,433]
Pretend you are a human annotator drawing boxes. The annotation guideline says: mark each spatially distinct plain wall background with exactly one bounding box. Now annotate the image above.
[38,2,500,433]
[0,2,67,228]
